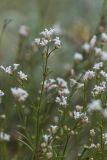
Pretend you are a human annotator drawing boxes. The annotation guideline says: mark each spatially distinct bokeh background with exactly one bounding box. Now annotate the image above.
[0,0,104,72]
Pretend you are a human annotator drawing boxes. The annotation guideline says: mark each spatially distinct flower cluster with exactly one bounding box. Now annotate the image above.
[34,28,61,49]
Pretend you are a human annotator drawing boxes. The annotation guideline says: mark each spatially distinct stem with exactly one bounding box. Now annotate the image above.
[33,46,49,160]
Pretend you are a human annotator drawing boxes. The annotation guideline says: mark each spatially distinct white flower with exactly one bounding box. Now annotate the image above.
[89,35,96,49]
[18,71,28,80]
[101,51,107,61]
[102,133,107,144]
[11,87,28,102]
[53,24,62,35]
[90,129,95,136]
[40,28,55,39]
[0,114,6,119]
[70,79,77,87]
[73,111,87,120]
[55,96,67,106]
[50,125,58,134]
[0,132,10,141]
[93,62,103,70]
[40,38,48,46]
[74,52,83,61]
[101,32,107,42]
[19,25,29,37]
[0,65,12,74]
[57,78,67,88]
[100,70,107,80]
[53,37,61,48]
[89,143,96,149]
[43,134,50,143]
[87,99,102,112]
[0,64,20,74]
[83,70,95,81]
[94,47,102,56]
[92,81,106,96]
[13,64,20,70]
[0,90,4,97]
[73,111,81,119]
[82,43,90,53]
[34,38,40,45]
[44,79,57,91]
[102,108,107,118]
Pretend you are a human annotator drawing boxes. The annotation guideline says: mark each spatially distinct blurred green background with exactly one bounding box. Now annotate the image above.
[0,0,104,70]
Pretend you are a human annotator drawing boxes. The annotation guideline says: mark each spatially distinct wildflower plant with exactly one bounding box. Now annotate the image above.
[1,17,107,160]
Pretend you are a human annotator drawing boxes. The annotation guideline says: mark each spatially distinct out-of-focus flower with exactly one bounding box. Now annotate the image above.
[53,37,61,48]
[18,71,28,80]
[83,70,95,81]
[90,129,95,136]
[19,25,29,37]
[11,87,28,102]
[0,132,10,141]
[43,134,50,143]
[93,62,103,70]
[101,51,107,61]
[0,90,4,97]
[101,32,107,42]
[44,79,57,91]
[94,47,102,56]
[89,35,96,49]
[55,96,67,106]
[74,52,83,61]
[0,64,20,74]
[82,43,90,53]
[87,99,102,112]
[92,81,106,96]
[50,125,58,134]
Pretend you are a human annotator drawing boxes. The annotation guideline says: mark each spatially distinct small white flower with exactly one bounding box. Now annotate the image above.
[101,32,107,42]
[18,71,28,80]
[53,37,61,48]
[74,52,83,61]
[70,79,77,86]
[101,51,107,61]
[73,111,81,119]
[0,114,6,119]
[89,143,96,149]
[0,90,4,97]
[83,70,95,81]
[89,35,96,49]
[90,129,95,136]
[100,70,107,80]
[34,38,40,45]
[94,47,102,56]
[102,133,107,144]
[55,96,67,106]
[0,132,10,141]
[92,81,106,96]
[40,28,55,39]
[73,111,86,120]
[11,87,28,102]
[13,64,20,70]
[82,43,90,53]
[43,134,50,143]
[87,99,102,112]
[19,25,29,37]
[40,38,48,46]
[93,62,103,70]
[0,65,12,74]
[0,64,19,74]
[102,108,107,118]
[44,79,57,91]
[50,125,58,134]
